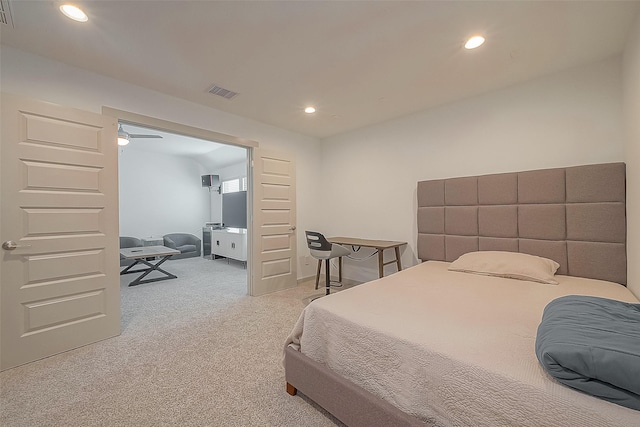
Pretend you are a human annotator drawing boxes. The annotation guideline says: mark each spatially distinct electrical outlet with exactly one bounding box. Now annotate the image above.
[304,255,310,266]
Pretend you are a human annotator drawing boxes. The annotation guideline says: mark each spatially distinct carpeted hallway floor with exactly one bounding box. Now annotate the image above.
[0,257,343,426]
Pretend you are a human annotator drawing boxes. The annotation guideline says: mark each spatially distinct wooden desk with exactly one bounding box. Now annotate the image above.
[314,237,407,288]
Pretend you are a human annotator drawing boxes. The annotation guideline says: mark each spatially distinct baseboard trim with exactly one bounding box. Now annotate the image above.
[297,275,362,287]
[297,275,315,285]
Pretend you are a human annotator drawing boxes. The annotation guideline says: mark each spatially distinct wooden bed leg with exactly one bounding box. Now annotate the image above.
[286,382,297,396]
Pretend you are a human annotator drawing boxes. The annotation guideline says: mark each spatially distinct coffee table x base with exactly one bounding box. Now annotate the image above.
[119,245,180,287]
[120,256,176,287]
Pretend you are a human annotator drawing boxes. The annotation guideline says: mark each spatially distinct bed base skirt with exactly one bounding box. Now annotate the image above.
[284,346,428,427]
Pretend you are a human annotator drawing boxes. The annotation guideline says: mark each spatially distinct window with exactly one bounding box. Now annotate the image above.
[221,177,247,194]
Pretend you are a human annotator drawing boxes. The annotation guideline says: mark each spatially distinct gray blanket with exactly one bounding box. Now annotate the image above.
[536,295,640,411]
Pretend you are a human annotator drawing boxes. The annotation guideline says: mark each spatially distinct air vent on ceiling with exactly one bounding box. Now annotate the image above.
[208,85,239,100]
[0,0,14,27]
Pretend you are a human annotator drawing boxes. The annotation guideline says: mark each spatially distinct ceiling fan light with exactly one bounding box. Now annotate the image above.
[117,124,130,143]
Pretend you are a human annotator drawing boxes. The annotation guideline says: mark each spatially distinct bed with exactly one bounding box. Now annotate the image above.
[284,162,640,426]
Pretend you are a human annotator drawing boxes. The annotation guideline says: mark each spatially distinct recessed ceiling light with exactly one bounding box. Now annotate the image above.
[304,106,316,114]
[60,4,88,22]
[464,35,485,50]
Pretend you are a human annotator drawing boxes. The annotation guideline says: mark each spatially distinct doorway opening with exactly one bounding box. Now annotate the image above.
[104,108,258,299]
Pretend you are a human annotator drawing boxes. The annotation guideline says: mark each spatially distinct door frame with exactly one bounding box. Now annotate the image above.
[102,107,258,295]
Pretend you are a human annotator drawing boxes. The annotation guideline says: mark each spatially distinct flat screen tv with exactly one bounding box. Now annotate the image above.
[222,191,247,229]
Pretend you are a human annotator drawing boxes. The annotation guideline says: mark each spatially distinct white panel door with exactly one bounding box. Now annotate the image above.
[251,148,297,296]
[1,94,120,371]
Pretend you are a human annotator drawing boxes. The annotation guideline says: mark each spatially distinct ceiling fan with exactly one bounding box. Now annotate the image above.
[117,124,163,146]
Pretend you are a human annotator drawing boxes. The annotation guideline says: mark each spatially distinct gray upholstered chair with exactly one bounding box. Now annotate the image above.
[163,233,202,259]
[306,231,350,296]
[120,236,143,267]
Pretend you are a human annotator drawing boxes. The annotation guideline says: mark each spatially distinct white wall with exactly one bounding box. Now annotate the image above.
[320,57,625,282]
[118,147,209,240]
[0,46,322,280]
[2,47,630,286]
[623,14,640,299]
[207,160,248,224]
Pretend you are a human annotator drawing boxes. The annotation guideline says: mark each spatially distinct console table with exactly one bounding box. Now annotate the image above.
[210,228,247,263]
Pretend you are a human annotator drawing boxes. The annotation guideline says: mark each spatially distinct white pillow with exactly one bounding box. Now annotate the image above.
[448,251,560,285]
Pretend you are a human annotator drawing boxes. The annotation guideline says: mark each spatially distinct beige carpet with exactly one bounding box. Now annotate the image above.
[0,257,343,426]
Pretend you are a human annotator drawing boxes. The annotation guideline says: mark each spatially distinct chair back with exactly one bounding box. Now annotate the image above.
[305,231,332,252]
[120,236,143,248]
[164,233,199,247]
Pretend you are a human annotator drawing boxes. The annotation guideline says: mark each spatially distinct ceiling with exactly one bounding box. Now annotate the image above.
[2,1,639,139]
[119,123,247,170]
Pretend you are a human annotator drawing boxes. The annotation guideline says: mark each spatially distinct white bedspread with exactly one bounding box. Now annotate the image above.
[285,261,640,426]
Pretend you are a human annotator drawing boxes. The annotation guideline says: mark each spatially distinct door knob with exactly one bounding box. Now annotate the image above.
[2,240,31,250]
[289,226,297,231]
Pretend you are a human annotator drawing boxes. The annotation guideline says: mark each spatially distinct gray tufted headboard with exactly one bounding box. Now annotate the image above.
[417,163,627,285]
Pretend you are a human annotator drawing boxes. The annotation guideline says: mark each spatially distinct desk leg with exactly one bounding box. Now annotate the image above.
[395,246,402,271]
[338,256,343,282]
[378,249,384,278]
[315,260,322,290]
